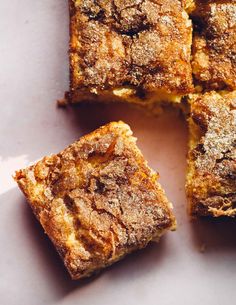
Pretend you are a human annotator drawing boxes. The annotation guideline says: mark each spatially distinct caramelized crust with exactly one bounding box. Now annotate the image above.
[69,0,193,104]
[191,1,236,90]
[186,92,236,217]
[14,122,176,279]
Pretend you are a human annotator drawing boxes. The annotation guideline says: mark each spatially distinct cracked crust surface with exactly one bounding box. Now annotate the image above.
[69,0,193,104]
[14,121,176,279]
[186,91,236,217]
[191,1,236,90]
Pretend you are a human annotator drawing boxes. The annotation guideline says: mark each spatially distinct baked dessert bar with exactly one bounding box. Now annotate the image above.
[14,121,176,279]
[68,0,193,106]
[191,1,236,90]
[186,91,236,217]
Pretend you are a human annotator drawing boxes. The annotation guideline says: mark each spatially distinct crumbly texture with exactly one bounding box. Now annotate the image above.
[69,0,193,105]
[14,122,176,279]
[186,91,236,217]
[184,0,196,13]
[191,1,236,90]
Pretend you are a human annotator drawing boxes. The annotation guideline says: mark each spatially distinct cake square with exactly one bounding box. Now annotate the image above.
[68,0,193,106]
[14,121,176,279]
[186,92,236,217]
[191,1,236,90]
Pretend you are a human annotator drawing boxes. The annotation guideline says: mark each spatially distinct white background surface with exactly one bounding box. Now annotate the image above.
[0,1,236,305]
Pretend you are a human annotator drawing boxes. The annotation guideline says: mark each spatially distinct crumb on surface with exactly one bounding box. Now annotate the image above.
[199,243,206,253]
[57,98,68,108]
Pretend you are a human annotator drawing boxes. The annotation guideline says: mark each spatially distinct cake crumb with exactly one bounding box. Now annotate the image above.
[57,97,68,108]
[199,243,206,253]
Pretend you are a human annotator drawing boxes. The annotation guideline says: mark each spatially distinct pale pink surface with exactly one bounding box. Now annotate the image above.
[0,1,236,305]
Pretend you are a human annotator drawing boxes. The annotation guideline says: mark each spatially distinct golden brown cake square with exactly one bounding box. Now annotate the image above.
[14,121,176,279]
[191,1,236,90]
[186,91,236,217]
[68,0,193,106]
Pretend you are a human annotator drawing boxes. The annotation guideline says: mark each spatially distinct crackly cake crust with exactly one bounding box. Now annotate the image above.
[69,0,193,105]
[191,1,236,90]
[14,122,176,279]
[186,91,236,217]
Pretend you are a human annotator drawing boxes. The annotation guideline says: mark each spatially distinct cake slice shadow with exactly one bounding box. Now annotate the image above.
[190,218,236,254]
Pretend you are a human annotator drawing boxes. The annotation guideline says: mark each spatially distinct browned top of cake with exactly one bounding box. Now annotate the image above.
[191,1,236,90]
[187,92,236,216]
[15,122,175,279]
[70,0,193,95]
